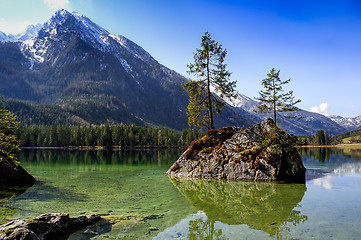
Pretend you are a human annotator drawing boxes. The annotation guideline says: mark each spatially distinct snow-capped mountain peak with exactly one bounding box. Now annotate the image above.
[42,9,110,49]
[21,9,154,66]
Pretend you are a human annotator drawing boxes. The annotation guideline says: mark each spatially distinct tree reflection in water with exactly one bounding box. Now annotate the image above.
[300,147,361,163]
[189,217,227,240]
[170,177,307,238]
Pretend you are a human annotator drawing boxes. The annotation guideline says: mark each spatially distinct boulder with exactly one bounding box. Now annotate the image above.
[167,118,306,183]
[0,213,101,240]
[0,156,35,186]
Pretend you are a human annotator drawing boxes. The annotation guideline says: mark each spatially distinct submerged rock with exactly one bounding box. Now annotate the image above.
[167,119,306,183]
[0,156,35,186]
[0,213,101,240]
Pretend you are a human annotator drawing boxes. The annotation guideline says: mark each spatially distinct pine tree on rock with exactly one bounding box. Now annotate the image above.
[183,31,236,130]
[256,68,301,128]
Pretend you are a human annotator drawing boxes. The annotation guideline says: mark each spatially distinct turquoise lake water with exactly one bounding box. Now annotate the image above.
[1,148,361,239]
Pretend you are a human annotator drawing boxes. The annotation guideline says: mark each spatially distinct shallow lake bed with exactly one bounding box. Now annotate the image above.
[1,148,361,239]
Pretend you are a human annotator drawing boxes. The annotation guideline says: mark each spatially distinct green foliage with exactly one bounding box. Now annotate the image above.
[183,31,236,130]
[342,135,361,144]
[256,68,301,127]
[298,130,338,146]
[188,218,227,240]
[258,127,298,152]
[0,96,20,162]
[184,126,239,160]
[19,124,203,148]
[257,127,301,167]
[338,127,361,141]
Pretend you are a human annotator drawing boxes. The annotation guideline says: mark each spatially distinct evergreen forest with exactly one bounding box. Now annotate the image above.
[19,124,204,148]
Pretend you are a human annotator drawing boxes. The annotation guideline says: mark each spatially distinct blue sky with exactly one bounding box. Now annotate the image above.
[1,0,360,117]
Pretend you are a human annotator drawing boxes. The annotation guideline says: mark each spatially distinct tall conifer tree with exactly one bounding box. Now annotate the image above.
[183,31,236,129]
[256,68,301,128]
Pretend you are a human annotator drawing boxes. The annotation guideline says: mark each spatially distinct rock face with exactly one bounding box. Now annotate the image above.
[167,119,306,183]
[0,156,35,186]
[0,213,101,240]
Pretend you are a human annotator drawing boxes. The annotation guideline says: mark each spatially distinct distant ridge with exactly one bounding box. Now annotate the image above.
[329,115,361,131]
[223,92,346,135]
[0,24,42,42]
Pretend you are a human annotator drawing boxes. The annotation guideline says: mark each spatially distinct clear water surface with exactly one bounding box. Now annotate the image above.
[1,147,361,239]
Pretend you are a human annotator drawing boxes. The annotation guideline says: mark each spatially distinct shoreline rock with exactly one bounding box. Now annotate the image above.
[167,119,306,183]
[0,156,35,186]
[0,213,101,240]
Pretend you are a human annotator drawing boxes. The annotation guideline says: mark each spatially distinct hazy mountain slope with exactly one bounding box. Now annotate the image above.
[225,92,346,136]
[0,24,42,42]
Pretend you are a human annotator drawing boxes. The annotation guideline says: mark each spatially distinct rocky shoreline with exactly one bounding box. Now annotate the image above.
[0,213,101,240]
[167,119,306,183]
[0,156,35,187]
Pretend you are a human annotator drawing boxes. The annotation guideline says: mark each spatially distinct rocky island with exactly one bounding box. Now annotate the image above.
[167,119,306,183]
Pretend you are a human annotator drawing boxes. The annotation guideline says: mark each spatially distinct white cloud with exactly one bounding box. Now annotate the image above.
[310,102,330,116]
[44,0,70,10]
[313,175,334,190]
[0,18,34,35]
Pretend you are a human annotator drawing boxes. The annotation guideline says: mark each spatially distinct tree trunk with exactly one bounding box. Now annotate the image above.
[273,77,277,131]
[207,54,214,129]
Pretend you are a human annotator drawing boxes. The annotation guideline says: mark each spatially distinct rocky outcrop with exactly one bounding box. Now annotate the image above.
[167,118,306,183]
[0,156,35,186]
[0,213,101,240]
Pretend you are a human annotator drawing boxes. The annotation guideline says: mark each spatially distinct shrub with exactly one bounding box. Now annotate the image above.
[184,126,240,160]
[257,127,300,167]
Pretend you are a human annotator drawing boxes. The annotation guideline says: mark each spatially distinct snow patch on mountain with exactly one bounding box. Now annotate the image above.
[0,31,7,42]
[329,115,361,130]
[21,38,46,63]
[224,92,259,113]
[109,34,153,62]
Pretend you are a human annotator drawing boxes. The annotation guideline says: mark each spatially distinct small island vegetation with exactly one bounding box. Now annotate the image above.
[167,119,306,183]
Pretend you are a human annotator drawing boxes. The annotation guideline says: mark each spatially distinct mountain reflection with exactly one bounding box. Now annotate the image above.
[169,177,307,238]
[300,147,361,163]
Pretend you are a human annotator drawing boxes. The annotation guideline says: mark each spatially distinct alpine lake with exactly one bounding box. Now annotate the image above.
[1,147,361,239]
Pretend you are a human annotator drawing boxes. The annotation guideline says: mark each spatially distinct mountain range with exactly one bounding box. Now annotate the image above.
[329,115,361,131]
[0,9,357,135]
